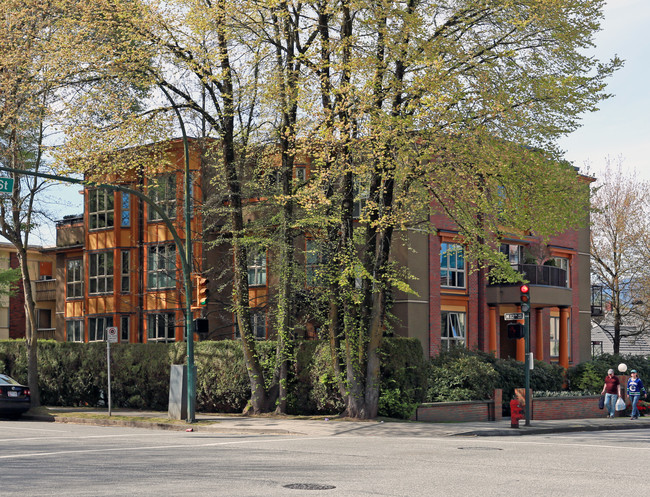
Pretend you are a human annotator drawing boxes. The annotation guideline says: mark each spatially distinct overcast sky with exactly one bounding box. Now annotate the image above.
[557,0,650,180]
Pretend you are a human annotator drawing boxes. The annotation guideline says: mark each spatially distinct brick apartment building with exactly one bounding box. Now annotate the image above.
[46,138,592,368]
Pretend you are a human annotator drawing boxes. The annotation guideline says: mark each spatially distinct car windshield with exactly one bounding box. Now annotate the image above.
[0,374,20,385]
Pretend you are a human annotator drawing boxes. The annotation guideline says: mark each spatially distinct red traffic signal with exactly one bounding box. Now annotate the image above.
[520,284,530,312]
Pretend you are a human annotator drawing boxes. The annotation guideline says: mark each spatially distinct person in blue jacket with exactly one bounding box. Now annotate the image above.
[627,370,647,419]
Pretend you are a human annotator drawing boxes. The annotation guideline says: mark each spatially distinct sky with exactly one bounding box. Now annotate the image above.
[29,1,650,246]
[557,0,650,180]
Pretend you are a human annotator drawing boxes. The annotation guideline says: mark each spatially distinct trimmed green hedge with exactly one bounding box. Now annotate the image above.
[0,337,426,417]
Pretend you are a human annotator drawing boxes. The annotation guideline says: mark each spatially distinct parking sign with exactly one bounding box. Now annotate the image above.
[106,327,118,343]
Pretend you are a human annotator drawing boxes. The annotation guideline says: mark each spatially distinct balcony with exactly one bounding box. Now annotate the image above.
[486,264,571,308]
[34,279,56,302]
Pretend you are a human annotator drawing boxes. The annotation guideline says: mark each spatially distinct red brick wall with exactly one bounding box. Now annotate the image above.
[415,389,502,422]
[531,396,602,420]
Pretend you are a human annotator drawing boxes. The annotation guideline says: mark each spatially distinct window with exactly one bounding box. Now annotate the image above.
[120,316,130,342]
[251,310,266,339]
[89,252,114,294]
[550,315,571,359]
[441,311,465,351]
[66,259,83,299]
[88,189,114,230]
[147,244,176,289]
[352,177,369,219]
[295,167,306,182]
[235,310,266,339]
[89,316,113,342]
[500,244,523,266]
[305,240,323,286]
[550,316,559,357]
[121,250,130,293]
[148,174,176,221]
[248,250,266,286]
[147,313,176,343]
[440,243,465,288]
[37,309,52,329]
[121,193,131,227]
[66,320,84,342]
[552,257,570,287]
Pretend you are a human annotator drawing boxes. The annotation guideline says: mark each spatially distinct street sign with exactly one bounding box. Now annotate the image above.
[0,178,14,194]
[504,312,524,321]
[106,326,118,343]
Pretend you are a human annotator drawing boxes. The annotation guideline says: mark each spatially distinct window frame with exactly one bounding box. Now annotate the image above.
[147,313,176,343]
[88,252,114,295]
[88,189,114,230]
[88,316,113,342]
[147,244,177,290]
[247,250,267,287]
[66,258,83,299]
[441,311,466,351]
[147,174,176,222]
[121,250,130,293]
[66,320,84,342]
[440,242,465,289]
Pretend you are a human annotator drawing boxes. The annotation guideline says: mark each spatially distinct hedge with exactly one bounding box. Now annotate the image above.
[0,337,426,417]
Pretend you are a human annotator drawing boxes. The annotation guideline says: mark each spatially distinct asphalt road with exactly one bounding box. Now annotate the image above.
[1,421,649,496]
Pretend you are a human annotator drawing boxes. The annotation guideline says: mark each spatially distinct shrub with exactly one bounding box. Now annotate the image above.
[426,350,499,402]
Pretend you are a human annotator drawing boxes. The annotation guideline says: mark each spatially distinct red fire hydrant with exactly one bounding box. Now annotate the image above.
[510,399,524,428]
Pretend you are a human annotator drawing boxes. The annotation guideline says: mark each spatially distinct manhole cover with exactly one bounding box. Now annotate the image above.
[283,483,336,490]
[458,447,502,451]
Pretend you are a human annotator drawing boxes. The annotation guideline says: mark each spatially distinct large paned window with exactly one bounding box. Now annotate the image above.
[441,311,466,351]
[89,252,114,294]
[148,174,176,221]
[440,243,465,288]
[66,320,84,342]
[121,250,130,293]
[66,259,83,299]
[88,316,113,342]
[147,244,176,289]
[147,313,176,343]
[247,250,266,286]
[88,189,114,230]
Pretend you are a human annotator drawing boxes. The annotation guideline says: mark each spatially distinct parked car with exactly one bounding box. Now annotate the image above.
[0,374,31,418]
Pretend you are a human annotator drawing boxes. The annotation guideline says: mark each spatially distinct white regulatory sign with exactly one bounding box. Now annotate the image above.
[106,327,119,343]
[504,312,524,321]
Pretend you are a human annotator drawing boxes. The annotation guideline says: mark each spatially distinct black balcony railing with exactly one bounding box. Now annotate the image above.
[489,264,568,288]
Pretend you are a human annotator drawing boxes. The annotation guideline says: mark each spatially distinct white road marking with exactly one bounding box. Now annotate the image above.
[0,436,331,460]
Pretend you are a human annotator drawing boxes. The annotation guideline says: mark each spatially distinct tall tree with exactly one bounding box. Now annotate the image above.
[591,158,650,354]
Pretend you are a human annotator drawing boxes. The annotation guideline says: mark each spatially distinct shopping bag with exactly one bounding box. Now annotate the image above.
[598,395,605,409]
[615,397,626,411]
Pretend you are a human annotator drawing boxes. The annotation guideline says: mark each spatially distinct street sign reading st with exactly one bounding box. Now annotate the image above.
[0,178,14,194]
[504,312,524,321]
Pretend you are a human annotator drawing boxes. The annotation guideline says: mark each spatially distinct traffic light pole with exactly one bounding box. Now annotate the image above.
[524,311,531,426]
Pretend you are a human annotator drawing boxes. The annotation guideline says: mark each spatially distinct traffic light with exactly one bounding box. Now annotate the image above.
[507,322,524,339]
[196,275,209,307]
[520,284,530,313]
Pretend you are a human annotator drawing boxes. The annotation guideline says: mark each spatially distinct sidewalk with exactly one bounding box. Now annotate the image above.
[22,407,650,438]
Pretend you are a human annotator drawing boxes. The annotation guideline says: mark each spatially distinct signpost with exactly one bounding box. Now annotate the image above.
[106,327,118,416]
[0,178,14,194]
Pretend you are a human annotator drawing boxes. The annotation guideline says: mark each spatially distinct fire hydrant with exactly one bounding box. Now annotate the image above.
[510,399,524,428]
